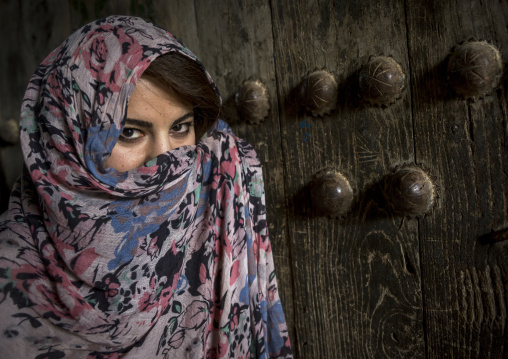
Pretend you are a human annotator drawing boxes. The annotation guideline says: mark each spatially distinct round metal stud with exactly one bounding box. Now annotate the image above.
[359,56,406,107]
[299,70,338,117]
[235,80,270,124]
[0,118,19,145]
[447,40,503,100]
[386,166,435,217]
[311,169,353,217]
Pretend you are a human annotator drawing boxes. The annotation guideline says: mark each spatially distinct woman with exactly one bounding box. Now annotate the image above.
[0,15,292,358]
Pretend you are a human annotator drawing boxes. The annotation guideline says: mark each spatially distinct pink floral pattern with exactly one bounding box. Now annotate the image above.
[0,16,291,358]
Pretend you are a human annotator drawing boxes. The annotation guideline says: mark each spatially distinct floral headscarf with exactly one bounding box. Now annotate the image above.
[0,16,292,358]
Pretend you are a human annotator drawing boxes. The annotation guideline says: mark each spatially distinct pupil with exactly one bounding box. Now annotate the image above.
[124,129,133,137]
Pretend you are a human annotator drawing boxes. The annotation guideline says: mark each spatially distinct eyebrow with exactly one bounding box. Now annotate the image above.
[125,112,194,128]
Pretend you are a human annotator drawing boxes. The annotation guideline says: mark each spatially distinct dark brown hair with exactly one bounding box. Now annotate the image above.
[142,52,221,140]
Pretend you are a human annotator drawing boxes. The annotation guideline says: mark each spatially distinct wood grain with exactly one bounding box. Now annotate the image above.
[405,0,508,357]
[189,0,296,345]
[270,0,424,357]
[0,0,73,193]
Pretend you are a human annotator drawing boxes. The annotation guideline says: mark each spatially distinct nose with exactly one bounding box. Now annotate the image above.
[145,136,173,163]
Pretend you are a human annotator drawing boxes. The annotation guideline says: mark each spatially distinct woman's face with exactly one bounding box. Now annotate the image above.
[104,77,195,171]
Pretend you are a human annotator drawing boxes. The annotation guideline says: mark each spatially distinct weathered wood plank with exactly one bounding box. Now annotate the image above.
[191,0,296,346]
[405,0,508,357]
[69,0,134,30]
[0,0,73,201]
[270,0,424,357]
[150,0,199,54]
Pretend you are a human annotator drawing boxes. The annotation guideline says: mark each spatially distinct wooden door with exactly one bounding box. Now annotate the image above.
[406,2,508,358]
[267,0,508,357]
[270,1,423,357]
[268,1,508,357]
[1,1,508,358]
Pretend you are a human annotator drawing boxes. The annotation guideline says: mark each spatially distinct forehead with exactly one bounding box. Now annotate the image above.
[126,78,192,125]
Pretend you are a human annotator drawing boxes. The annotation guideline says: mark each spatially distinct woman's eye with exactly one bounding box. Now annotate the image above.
[171,122,193,136]
[120,128,144,141]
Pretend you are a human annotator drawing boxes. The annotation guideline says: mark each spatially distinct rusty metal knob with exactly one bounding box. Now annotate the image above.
[311,170,353,217]
[447,40,503,100]
[0,118,19,145]
[235,80,270,124]
[359,56,405,106]
[299,70,338,117]
[386,166,435,217]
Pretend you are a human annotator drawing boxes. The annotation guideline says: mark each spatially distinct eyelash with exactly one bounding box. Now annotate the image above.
[119,121,194,143]
[171,122,194,135]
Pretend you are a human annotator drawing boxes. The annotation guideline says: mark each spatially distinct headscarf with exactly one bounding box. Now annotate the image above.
[0,16,292,358]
